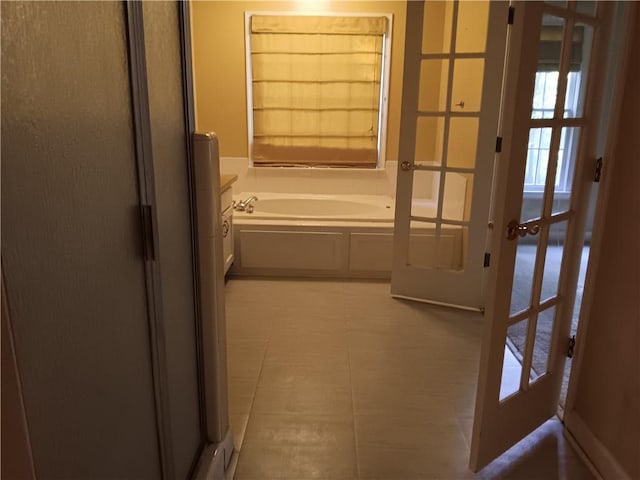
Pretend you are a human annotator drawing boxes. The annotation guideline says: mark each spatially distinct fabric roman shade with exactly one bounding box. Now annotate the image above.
[538,25,585,72]
[249,15,387,167]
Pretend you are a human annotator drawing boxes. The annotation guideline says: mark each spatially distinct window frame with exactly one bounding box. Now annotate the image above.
[244,10,393,170]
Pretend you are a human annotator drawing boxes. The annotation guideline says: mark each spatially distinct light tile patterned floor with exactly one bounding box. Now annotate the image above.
[224,278,593,480]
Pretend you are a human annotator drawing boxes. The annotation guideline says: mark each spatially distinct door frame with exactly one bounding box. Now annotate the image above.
[561,3,637,478]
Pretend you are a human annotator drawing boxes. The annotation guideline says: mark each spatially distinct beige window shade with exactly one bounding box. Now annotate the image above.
[249,15,387,168]
[538,25,584,72]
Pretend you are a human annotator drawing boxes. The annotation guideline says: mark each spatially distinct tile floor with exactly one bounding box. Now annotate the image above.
[224,277,593,480]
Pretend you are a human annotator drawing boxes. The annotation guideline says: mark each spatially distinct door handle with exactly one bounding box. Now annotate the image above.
[506,219,540,240]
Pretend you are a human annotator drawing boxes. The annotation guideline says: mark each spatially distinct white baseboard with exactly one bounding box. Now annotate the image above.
[193,429,235,480]
[565,412,631,480]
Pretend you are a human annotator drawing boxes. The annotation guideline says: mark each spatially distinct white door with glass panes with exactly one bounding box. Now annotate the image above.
[470,0,617,470]
[391,0,508,310]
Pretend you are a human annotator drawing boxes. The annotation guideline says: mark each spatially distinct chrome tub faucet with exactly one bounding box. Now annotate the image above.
[233,195,258,213]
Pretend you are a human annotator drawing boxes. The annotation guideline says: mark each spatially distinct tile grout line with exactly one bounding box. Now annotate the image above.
[227,298,272,475]
[344,294,362,480]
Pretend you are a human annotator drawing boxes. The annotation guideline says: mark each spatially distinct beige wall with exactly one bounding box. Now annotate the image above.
[571,9,639,478]
[191,0,406,160]
[191,1,487,165]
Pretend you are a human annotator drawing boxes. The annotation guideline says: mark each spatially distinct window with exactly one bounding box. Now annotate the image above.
[526,71,581,192]
[245,13,392,168]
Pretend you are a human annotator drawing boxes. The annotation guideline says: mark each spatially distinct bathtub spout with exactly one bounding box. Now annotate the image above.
[234,195,258,212]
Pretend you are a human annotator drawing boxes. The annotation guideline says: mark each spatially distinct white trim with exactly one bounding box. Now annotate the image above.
[565,413,631,480]
[244,10,393,170]
[376,13,393,168]
[192,429,235,480]
[390,293,483,313]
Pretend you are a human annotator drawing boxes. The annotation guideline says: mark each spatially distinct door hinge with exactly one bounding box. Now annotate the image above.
[141,204,155,261]
[483,252,491,267]
[508,6,515,25]
[594,157,603,182]
[567,335,576,358]
[495,136,503,153]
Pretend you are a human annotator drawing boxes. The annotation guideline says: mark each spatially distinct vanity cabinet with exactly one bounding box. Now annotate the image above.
[220,176,236,274]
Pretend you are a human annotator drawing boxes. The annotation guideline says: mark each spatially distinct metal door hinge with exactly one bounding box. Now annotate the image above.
[594,157,603,182]
[567,335,576,358]
[508,6,515,25]
[141,204,155,261]
[495,136,503,153]
[483,252,491,267]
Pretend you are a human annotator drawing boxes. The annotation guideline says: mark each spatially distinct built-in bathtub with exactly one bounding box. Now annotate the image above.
[229,192,464,278]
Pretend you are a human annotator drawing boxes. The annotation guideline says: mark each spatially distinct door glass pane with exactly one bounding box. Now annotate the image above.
[564,23,593,118]
[552,128,581,214]
[533,16,565,118]
[439,224,466,270]
[408,221,465,271]
[575,1,597,17]
[510,234,540,315]
[455,1,489,53]
[408,221,438,268]
[451,59,484,112]
[501,318,528,401]
[531,307,556,382]
[415,117,445,166]
[442,172,473,222]
[422,1,453,54]
[411,170,439,217]
[418,60,449,112]
[522,128,552,221]
[541,221,568,302]
[447,117,479,169]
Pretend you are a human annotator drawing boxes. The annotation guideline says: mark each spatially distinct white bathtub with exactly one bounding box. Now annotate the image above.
[229,193,462,278]
[233,192,396,223]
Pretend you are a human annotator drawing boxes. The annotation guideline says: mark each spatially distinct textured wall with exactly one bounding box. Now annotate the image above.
[1,2,161,477]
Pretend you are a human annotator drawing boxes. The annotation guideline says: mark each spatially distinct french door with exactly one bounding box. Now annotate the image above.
[470,0,615,470]
[391,0,508,310]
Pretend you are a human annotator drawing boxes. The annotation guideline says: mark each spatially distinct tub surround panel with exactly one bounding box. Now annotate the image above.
[220,157,398,197]
[349,233,394,272]
[231,225,393,279]
[239,230,345,271]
